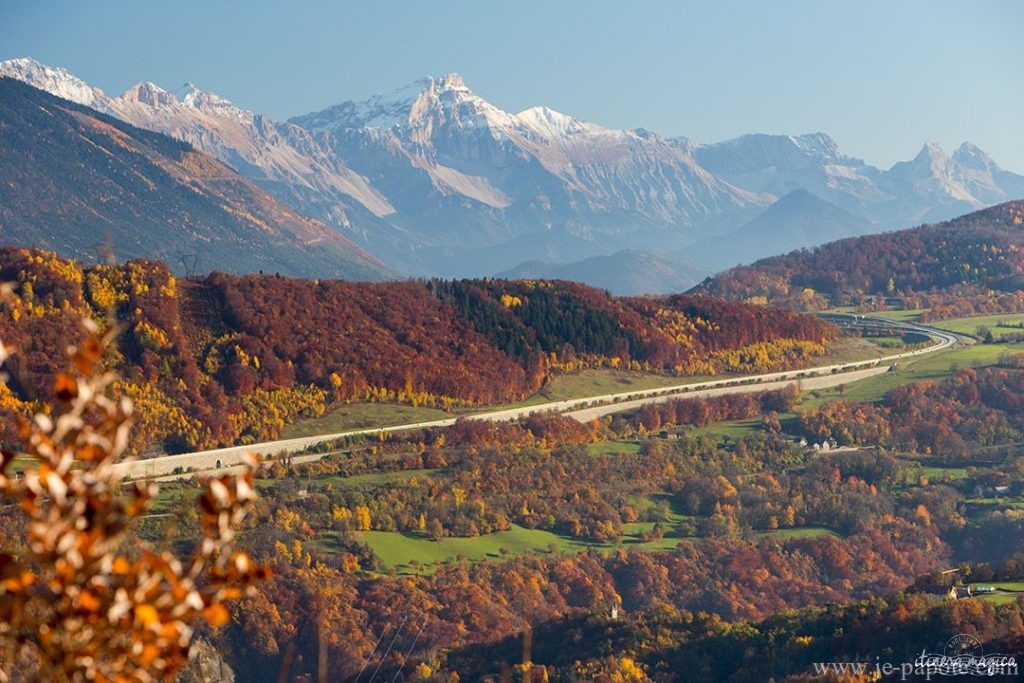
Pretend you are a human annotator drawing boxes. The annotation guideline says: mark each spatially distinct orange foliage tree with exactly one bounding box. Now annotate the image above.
[0,316,267,681]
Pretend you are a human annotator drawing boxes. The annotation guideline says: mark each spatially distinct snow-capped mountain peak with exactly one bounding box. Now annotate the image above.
[291,72,512,132]
[953,141,999,171]
[177,81,250,119]
[294,74,628,148]
[0,59,396,222]
[290,78,423,131]
[787,132,842,160]
[513,105,600,139]
[949,142,1023,205]
[916,139,947,161]
[437,72,467,90]
[120,81,176,108]
[0,57,109,111]
[115,80,247,118]
[700,132,845,163]
[904,140,964,182]
[884,140,978,207]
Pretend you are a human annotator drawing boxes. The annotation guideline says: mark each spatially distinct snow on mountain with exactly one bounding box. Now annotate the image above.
[0,58,395,234]
[875,140,987,223]
[952,142,1024,204]
[290,72,766,268]
[119,81,178,109]
[0,76,391,281]
[696,133,1024,229]
[693,133,888,214]
[110,79,395,220]
[887,140,976,203]
[294,76,437,131]
[3,57,1023,282]
[514,106,603,140]
[0,57,111,113]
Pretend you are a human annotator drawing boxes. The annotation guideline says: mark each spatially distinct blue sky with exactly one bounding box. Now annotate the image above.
[2,0,1022,170]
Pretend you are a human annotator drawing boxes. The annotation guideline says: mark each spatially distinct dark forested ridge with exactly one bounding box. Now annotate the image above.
[0,248,835,452]
[0,77,390,280]
[443,588,1024,681]
[697,200,1024,315]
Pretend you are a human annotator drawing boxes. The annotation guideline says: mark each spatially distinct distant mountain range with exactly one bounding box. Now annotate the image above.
[685,190,872,270]
[0,77,390,280]
[2,57,1023,289]
[497,250,708,296]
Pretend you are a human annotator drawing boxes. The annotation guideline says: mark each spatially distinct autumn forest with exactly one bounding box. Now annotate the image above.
[0,247,833,454]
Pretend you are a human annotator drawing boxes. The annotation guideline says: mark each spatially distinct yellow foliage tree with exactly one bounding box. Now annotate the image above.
[355,505,372,531]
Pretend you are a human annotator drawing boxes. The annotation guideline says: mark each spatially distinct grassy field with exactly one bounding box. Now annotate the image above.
[587,440,642,455]
[281,402,453,438]
[927,314,1024,337]
[911,465,970,483]
[963,495,1024,514]
[357,520,840,573]
[978,582,1024,606]
[359,525,605,572]
[349,490,841,573]
[867,309,927,322]
[756,527,839,540]
[802,340,1012,406]
[357,491,705,573]
[149,482,198,514]
[691,418,766,442]
[980,593,1021,605]
[990,581,1024,591]
[306,469,440,491]
[815,337,893,364]
[534,368,687,401]
[869,335,911,348]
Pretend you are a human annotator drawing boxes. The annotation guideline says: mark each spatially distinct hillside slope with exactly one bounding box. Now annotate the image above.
[696,201,1024,312]
[0,77,391,280]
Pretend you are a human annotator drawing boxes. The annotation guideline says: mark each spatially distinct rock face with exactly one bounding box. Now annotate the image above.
[291,73,766,274]
[4,58,1023,282]
[0,77,391,280]
[692,133,888,215]
[175,640,235,683]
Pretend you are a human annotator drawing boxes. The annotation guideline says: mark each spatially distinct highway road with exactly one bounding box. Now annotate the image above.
[114,315,960,481]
